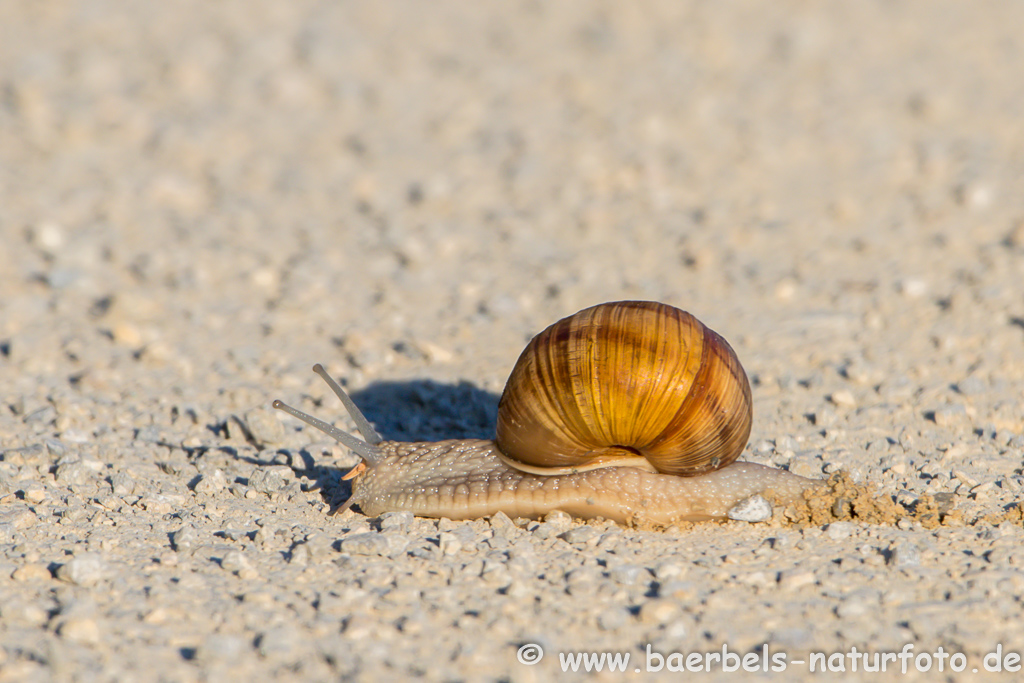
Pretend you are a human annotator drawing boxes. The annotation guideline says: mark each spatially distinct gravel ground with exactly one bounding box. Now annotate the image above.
[2,2,1024,681]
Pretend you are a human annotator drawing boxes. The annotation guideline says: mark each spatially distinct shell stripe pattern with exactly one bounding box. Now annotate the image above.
[495,301,752,477]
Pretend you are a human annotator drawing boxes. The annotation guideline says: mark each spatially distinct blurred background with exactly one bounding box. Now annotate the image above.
[2,0,1022,452]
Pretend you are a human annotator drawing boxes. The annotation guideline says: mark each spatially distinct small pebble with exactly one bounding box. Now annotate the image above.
[437,532,463,556]
[3,601,49,627]
[836,596,872,619]
[110,472,136,496]
[888,542,921,568]
[597,606,629,631]
[194,469,228,494]
[195,634,248,663]
[137,497,173,514]
[951,469,977,487]
[825,522,855,540]
[542,510,573,528]
[565,568,598,592]
[829,390,857,408]
[243,408,285,446]
[379,511,414,530]
[608,564,646,585]
[22,485,47,504]
[220,550,259,579]
[932,405,969,427]
[58,617,101,645]
[955,376,987,396]
[787,453,823,478]
[248,466,295,494]
[12,564,51,582]
[480,560,511,587]
[340,532,407,557]
[728,495,772,522]
[897,278,928,298]
[291,533,333,563]
[56,554,107,587]
[639,598,680,625]
[559,525,599,544]
[810,407,838,427]
[488,511,516,536]
[256,625,302,658]
[653,562,684,581]
[778,569,816,590]
[288,543,309,565]
[55,462,92,486]
[775,435,800,453]
[531,522,562,540]
[171,526,200,551]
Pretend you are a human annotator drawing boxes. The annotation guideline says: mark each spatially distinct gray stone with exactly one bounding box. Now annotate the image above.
[220,550,259,578]
[932,405,969,427]
[597,606,629,630]
[194,469,228,494]
[340,532,407,557]
[171,526,201,551]
[243,408,286,447]
[888,542,921,567]
[110,472,136,496]
[248,466,295,494]
[195,634,249,663]
[954,376,987,396]
[825,522,855,540]
[608,564,646,585]
[378,511,414,530]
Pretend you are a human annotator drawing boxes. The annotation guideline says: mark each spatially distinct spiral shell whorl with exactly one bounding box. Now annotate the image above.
[495,301,752,477]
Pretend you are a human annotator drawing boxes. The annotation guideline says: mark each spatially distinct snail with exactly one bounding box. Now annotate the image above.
[272,301,819,525]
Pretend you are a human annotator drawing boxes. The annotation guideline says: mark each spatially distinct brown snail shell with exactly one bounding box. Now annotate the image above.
[495,301,752,478]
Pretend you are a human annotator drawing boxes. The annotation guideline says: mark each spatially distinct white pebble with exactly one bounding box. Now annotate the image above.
[220,550,259,579]
[243,408,285,446]
[639,598,680,625]
[341,532,407,557]
[194,469,227,494]
[597,606,629,630]
[58,617,100,645]
[559,525,598,544]
[379,511,415,530]
[171,526,200,551]
[11,564,51,582]
[829,390,857,408]
[437,532,463,556]
[728,495,773,523]
[826,522,855,540]
[609,564,646,585]
[542,510,573,528]
[56,554,107,587]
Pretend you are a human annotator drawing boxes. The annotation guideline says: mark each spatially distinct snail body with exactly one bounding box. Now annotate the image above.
[349,439,813,524]
[273,301,818,525]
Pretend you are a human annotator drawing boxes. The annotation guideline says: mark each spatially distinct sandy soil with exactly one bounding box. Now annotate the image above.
[2,2,1024,681]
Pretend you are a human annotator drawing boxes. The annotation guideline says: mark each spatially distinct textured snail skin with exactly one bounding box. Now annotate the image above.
[348,439,818,524]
